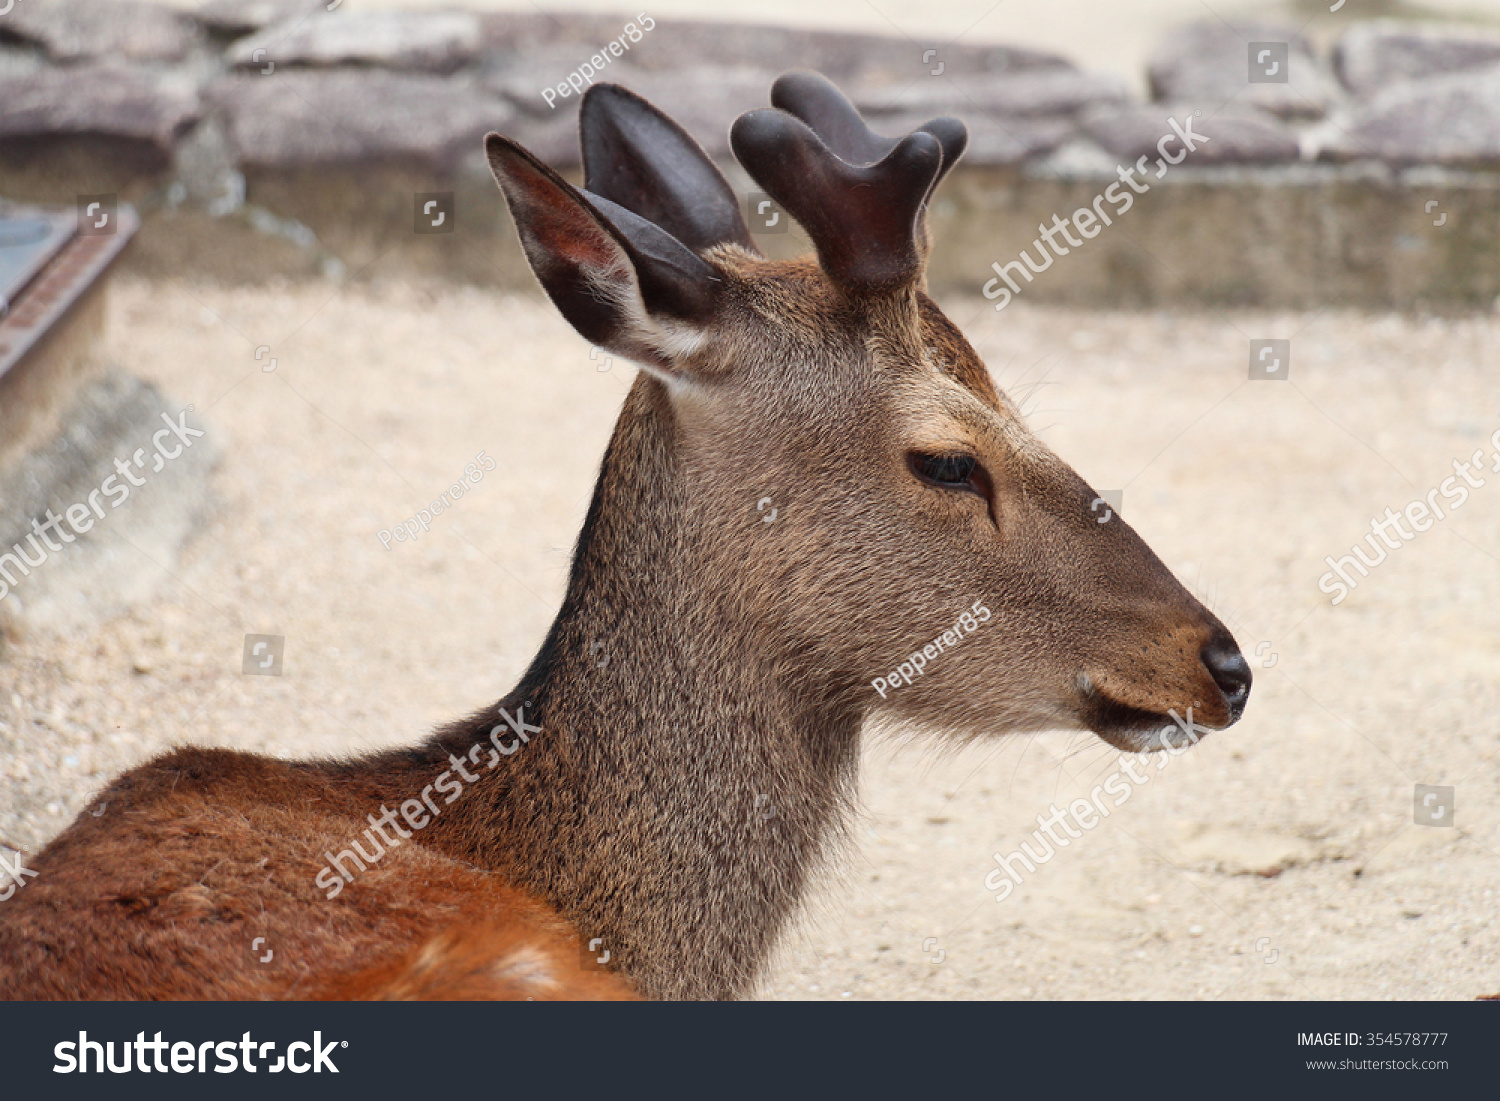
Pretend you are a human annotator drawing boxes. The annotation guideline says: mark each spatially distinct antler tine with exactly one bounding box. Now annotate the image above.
[770,70,894,165]
[731,107,943,293]
[731,73,968,293]
[769,70,968,176]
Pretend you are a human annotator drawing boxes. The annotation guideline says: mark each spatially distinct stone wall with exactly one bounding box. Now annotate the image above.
[3,2,1500,308]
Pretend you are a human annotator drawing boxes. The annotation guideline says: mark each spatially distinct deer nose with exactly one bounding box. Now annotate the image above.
[1200,634,1251,722]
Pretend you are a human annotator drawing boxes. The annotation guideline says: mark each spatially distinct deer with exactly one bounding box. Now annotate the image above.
[0,72,1250,1002]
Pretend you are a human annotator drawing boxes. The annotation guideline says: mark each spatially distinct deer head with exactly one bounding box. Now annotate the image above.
[485,72,1249,761]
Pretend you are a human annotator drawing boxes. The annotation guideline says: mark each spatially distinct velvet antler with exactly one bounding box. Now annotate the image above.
[730,71,967,293]
[770,71,968,180]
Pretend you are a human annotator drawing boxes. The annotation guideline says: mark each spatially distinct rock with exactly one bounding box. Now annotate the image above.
[964,117,1077,167]
[855,69,1128,120]
[502,110,580,169]
[477,11,629,55]
[0,0,199,63]
[195,0,330,37]
[228,11,482,75]
[477,16,1082,164]
[846,70,1121,169]
[483,50,655,118]
[877,111,1073,167]
[0,65,200,156]
[639,21,1072,86]
[1319,62,1500,166]
[0,46,47,81]
[1148,19,1337,120]
[207,71,509,172]
[479,12,1072,85]
[1082,104,1300,165]
[490,64,1084,169]
[1332,20,1500,98]
[491,64,774,160]
[0,373,219,632]
[170,117,241,210]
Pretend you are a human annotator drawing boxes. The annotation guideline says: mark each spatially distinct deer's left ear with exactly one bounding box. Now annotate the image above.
[486,133,719,375]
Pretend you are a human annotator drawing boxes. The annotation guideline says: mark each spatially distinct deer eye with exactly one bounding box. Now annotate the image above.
[908,451,984,494]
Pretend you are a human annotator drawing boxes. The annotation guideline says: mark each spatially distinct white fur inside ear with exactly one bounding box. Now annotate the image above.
[587,264,709,390]
[634,324,708,396]
[652,322,707,362]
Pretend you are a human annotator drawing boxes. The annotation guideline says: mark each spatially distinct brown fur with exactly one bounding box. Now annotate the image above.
[0,93,1248,1002]
[0,749,630,999]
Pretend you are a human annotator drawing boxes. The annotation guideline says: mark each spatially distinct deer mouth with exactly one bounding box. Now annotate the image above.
[1075,633,1251,752]
[1080,691,1229,755]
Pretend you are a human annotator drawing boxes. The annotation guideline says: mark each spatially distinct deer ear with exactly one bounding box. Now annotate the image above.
[486,133,720,373]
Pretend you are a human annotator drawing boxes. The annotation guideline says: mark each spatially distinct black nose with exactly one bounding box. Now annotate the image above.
[1200,634,1252,722]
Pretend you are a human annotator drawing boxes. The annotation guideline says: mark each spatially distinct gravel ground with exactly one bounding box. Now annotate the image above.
[1,278,1496,1000]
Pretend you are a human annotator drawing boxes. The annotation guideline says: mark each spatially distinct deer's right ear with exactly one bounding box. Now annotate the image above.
[486,133,719,374]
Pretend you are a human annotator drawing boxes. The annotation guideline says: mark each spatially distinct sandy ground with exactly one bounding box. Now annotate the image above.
[0,276,1496,1000]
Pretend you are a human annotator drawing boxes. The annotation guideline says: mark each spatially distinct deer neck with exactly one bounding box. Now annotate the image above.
[419,382,862,1000]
